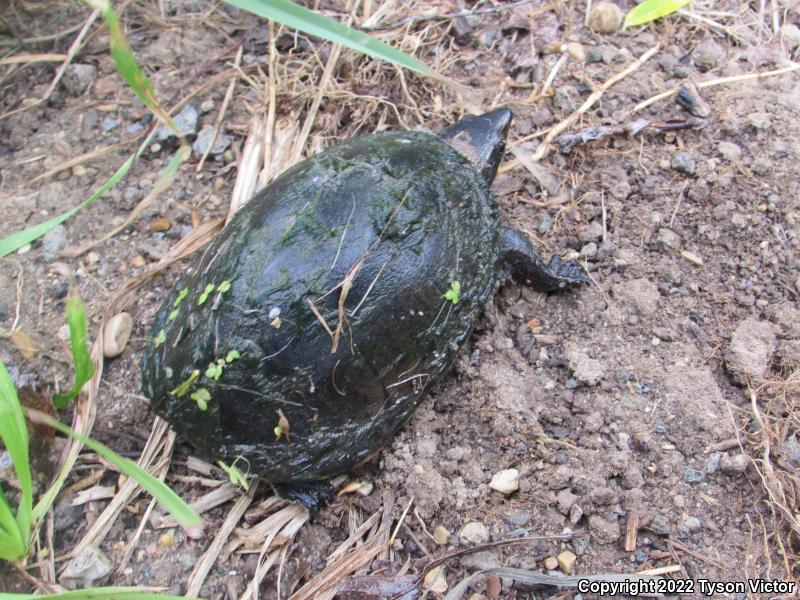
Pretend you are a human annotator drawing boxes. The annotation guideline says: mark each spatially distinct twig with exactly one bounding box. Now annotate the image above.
[635,63,800,112]
[196,45,242,172]
[502,45,659,171]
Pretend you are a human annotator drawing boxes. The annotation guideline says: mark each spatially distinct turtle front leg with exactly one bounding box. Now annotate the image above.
[499,227,591,292]
[271,480,334,516]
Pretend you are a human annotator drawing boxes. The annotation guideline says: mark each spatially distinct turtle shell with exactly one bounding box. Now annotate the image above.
[141,130,501,482]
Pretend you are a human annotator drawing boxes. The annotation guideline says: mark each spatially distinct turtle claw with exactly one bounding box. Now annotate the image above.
[271,480,334,516]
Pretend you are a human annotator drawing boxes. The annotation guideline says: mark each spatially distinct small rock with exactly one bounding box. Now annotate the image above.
[157,104,198,141]
[681,250,703,265]
[538,213,552,234]
[720,453,748,474]
[588,514,621,544]
[103,312,133,358]
[423,566,448,594]
[781,23,800,48]
[433,525,451,545]
[705,452,722,474]
[683,467,706,483]
[192,126,232,158]
[580,241,598,258]
[200,98,215,113]
[556,489,577,514]
[657,227,679,249]
[671,151,696,175]
[62,63,97,96]
[676,515,702,538]
[725,318,777,384]
[150,218,171,232]
[566,350,605,386]
[489,468,519,494]
[460,550,500,571]
[60,545,112,589]
[458,521,489,545]
[718,141,743,162]
[101,116,118,132]
[564,42,586,61]
[544,556,558,570]
[650,514,670,535]
[693,38,725,71]
[579,221,604,242]
[557,550,577,574]
[141,238,169,261]
[41,225,67,262]
[588,1,622,33]
[158,530,175,548]
[504,511,531,527]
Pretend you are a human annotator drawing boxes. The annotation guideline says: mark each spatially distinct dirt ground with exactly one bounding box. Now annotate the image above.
[1,0,799,597]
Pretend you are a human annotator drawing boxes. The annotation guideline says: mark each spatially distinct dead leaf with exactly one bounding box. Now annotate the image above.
[10,330,38,359]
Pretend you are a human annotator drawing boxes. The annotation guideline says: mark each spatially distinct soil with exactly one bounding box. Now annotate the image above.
[1,0,799,597]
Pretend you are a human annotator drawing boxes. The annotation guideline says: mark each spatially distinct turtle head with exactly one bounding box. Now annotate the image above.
[439,108,512,184]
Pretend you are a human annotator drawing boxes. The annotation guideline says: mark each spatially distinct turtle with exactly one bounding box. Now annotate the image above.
[140,108,589,510]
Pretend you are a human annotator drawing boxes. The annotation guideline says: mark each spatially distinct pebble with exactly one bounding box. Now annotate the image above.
[433,525,451,545]
[720,453,748,474]
[60,545,112,589]
[677,515,702,538]
[489,468,520,494]
[103,312,133,358]
[150,217,171,232]
[683,467,706,483]
[556,489,577,514]
[157,103,198,141]
[566,350,605,386]
[544,556,559,570]
[141,238,169,261]
[192,126,232,158]
[460,550,500,571]
[101,116,118,132]
[657,227,679,249]
[158,530,175,548]
[718,141,743,162]
[705,452,721,474]
[579,221,603,242]
[693,38,725,71]
[588,2,622,33]
[671,151,696,175]
[538,213,552,234]
[724,318,776,384]
[680,250,703,265]
[650,514,670,535]
[458,521,489,545]
[557,550,577,574]
[564,42,586,61]
[62,63,97,96]
[580,241,598,258]
[423,566,448,594]
[200,98,215,113]
[504,511,531,527]
[41,225,67,262]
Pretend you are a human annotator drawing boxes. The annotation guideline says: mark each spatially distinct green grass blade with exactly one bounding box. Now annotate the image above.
[223,0,438,79]
[27,409,202,532]
[0,487,26,561]
[0,129,155,258]
[0,361,32,557]
[82,0,176,131]
[52,297,94,409]
[623,0,690,27]
[0,588,197,600]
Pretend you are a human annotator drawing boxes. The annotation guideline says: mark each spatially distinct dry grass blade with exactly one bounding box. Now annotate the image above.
[228,113,267,222]
[0,53,68,66]
[156,483,240,529]
[197,45,243,173]
[288,493,394,600]
[186,482,259,597]
[68,419,175,559]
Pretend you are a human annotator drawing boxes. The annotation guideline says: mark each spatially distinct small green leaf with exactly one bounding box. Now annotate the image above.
[170,370,200,397]
[623,0,689,27]
[52,297,94,409]
[154,329,166,347]
[273,425,283,440]
[217,280,231,293]
[198,283,216,305]
[167,308,179,321]
[205,360,224,381]
[225,350,240,363]
[190,388,210,411]
[173,287,189,308]
[444,280,461,304]
[218,459,249,491]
